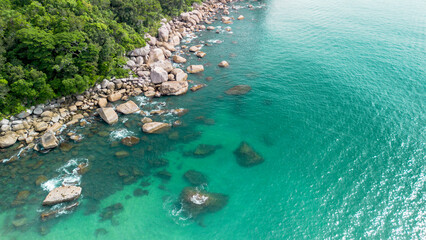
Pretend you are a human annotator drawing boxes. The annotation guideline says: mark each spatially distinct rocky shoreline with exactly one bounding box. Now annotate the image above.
[0,0,247,154]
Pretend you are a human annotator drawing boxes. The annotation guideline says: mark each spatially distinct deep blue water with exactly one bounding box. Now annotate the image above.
[0,0,425,239]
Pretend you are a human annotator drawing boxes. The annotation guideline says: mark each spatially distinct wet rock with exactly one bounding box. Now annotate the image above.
[237,15,245,20]
[116,100,139,114]
[121,136,140,147]
[183,170,208,186]
[161,81,188,96]
[60,142,73,152]
[142,122,171,134]
[117,169,129,177]
[179,187,228,218]
[190,84,206,92]
[234,141,264,167]
[173,55,187,63]
[42,186,82,206]
[115,151,129,158]
[156,170,172,180]
[193,144,219,157]
[41,202,79,221]
[141,117,153,124]
[151,67,168,84]
[225,85,252,95]
[97,108,118,125]
[12,217,27,227]
[133,188,149,197]
[218,61,229,67]
[35,175,48,185]
[196,51,206,58]
[0,132,17,148]
[189,46,201,52]
[207,26,215,30]
[187,65,204,74]
[41,130,59,149]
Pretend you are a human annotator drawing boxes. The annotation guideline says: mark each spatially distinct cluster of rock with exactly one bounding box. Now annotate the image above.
[0,0,239,152]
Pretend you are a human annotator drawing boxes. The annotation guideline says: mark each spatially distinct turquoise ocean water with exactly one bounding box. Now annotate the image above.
[0,0,425,239]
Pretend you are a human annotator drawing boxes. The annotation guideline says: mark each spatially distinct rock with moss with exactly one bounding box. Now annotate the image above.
[234,141,264,167]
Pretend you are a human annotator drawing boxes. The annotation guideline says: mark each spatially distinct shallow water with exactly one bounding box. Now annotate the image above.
[1,0,425,239]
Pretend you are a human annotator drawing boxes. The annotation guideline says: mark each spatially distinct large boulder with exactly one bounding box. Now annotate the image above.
[179,187,228,218]
[158,26,169,42]
[0,132,17,148]
[151,60,173,73]
[142,122,171,134]
[34,122,48,132]
[97,108,118,125]
[187,65,204,74]
[116,101,139,114]
[41,130,59,149]
[234,141,264,167]
[129,45,150,57]
[161,81,188,96]
[225,85,252,95]
[176,71,188,82]
[42,186,82,206]
[147,49,165,66]
[107,92,122,102]
[151,67,168,84]
[173,55,187,63]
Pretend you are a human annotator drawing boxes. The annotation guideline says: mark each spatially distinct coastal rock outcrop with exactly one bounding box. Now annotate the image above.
[161,81,189,96]
[234,141,264,167]
[116,101,139,114]
[225,85,252,95]
[187,65,204,74]
[42,186,82,206]
[97,108,118,125]
[142,122,171,134]
[179,187,228,218]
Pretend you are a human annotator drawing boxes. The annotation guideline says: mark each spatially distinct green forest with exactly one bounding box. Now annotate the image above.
[0,0,199,118]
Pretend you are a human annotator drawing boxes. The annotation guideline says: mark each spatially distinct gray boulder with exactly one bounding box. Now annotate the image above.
[151,67,168,84]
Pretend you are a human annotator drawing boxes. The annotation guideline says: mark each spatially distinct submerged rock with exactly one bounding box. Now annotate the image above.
[99,203,123,221]
[183,170,208,186]
[95,228,108,237]
[234,141,264,167]
[97,108,118,125]
[179,187,228,218]
[190,84,206,92]
[193,144,220,157]
[121,136,140,147]
[142,122,171,134]
[116,101,139,114]
[156,170,172,180]
[225,85,252,95]
[41,202,79,221]
[42,186,82,206]
[133,188,149,197]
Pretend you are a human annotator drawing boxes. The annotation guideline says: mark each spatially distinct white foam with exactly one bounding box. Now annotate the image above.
[190,193,208,205]
[110,128,134,140]
[41,158,88,192]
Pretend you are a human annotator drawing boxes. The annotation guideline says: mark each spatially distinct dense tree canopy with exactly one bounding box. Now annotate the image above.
[0,0,200,118]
